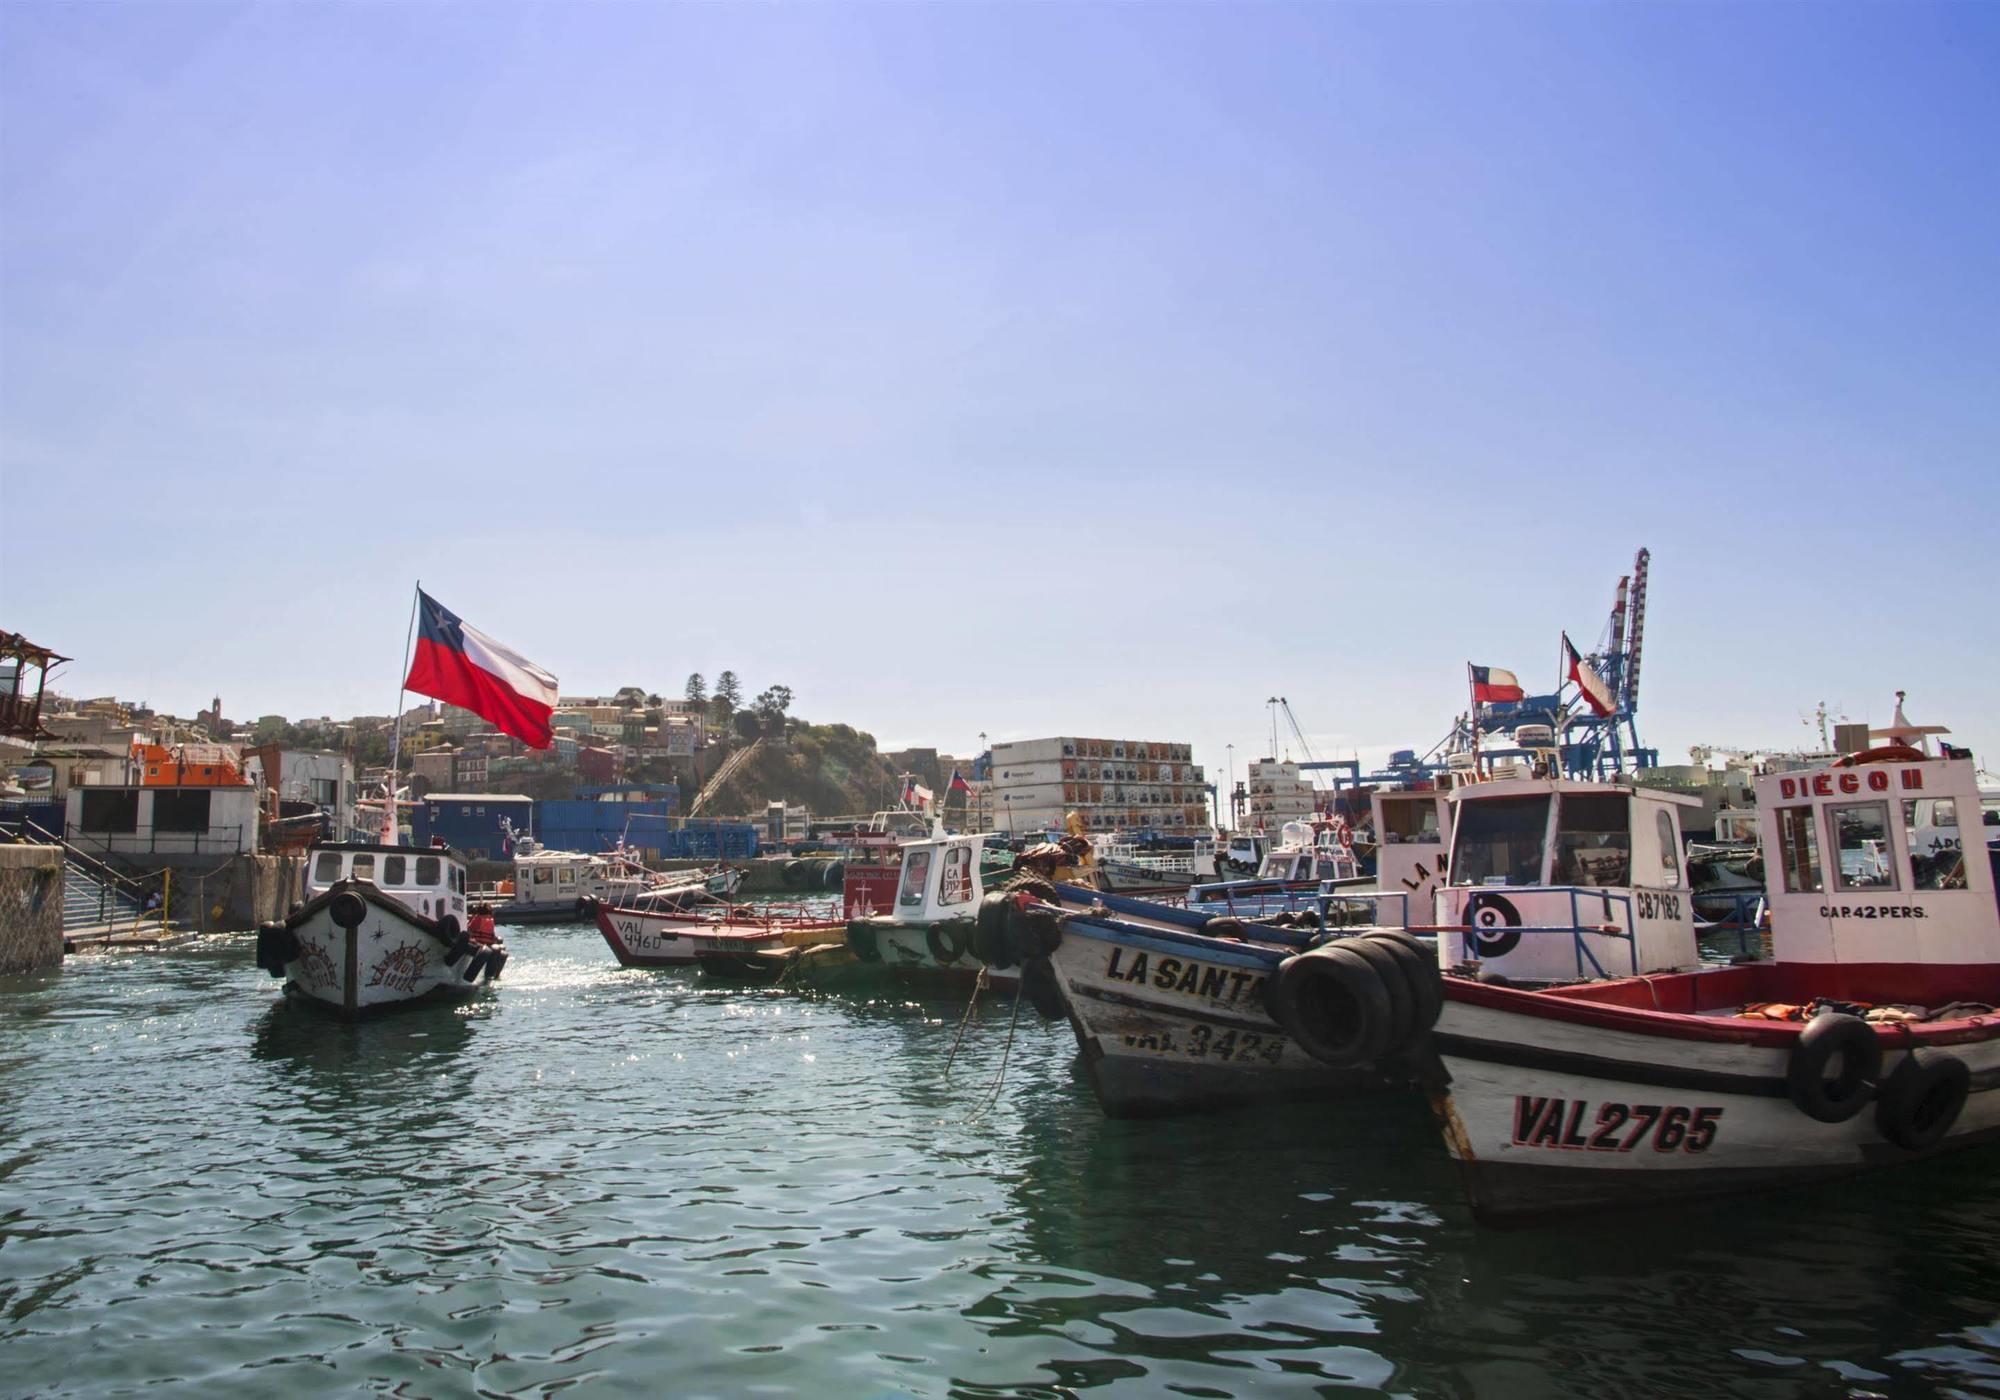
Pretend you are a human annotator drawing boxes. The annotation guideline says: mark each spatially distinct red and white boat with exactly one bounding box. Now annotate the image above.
[1424,698,1999,1223]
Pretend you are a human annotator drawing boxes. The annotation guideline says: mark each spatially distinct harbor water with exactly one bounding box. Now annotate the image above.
[3,927,1997,1398]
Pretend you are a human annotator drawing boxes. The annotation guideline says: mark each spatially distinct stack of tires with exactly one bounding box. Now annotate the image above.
[973,879,1066,1020]
[1266,933,1441,1068]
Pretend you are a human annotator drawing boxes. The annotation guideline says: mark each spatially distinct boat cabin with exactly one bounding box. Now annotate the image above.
[1370,788,1452,911]
[1257,820,1361,883]
[890,828,988,925]
[1436,777,1700,982]
[1758,750,1997,968]
[305,841,468,925]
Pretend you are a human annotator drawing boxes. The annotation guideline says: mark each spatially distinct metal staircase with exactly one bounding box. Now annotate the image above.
[687,738,764,818]
[8,819,163,936]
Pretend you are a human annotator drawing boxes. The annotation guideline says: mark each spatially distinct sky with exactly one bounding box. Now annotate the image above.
[3,2,1996,788]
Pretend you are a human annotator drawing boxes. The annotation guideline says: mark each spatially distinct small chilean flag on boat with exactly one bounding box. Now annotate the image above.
[403,591,560,749]
[1469,664,1525,705]
[1563,632,1616,717]
[948,769,973,795]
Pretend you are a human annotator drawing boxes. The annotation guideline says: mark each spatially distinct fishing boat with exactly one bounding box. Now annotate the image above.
[476,823,735,923]
[589,895,845,969]
[1091,836,1220,895]
[1417,700,2000,1223]
[842,821,1017,989]
[255,841,507,1016]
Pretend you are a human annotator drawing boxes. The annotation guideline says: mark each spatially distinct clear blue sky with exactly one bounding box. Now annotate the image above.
[4,2,1995,780]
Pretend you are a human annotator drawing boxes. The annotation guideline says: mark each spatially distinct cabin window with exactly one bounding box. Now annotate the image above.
[453,866,464,894]
[1656,811,1681,887]
[558,869,575,886]
[1902,799,1963,891]
[153,790,213,834]
[1380,799,1439,843]
[1452,795,1550,887]
[533,867,554,886]
[314,851,342,883]
[1775,807,1822,893]
[79,789,140,834]
[899,849,933,907]
[938,845,973,906]
[1554,794,1630,887]
[1829,802,1897,891]
[383,855,407,885]
[351,853,376,882]
[416,856,440,886]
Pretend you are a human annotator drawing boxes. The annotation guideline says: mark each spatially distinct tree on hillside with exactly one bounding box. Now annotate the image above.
[715,672,741,709]
[734,710,762,741]
[684,673,706,705]
[753,685,793,723]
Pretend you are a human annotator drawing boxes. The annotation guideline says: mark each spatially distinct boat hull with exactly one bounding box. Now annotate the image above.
[1040,914,1395,1117]
[847,915,1018,992]
[1430,978,2000,1224]
[276,885,501,1018]
[591,901,838,968]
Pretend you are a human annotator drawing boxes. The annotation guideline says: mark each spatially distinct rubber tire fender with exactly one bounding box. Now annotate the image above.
[821,861,845,890]
[1005,906,1062,965]
[1875,1052,1970,1151]
[1364,932,1442,1034]
[1335,935,1416,1053]
[974,893,1016,969]
[445,933,474,965]
[1269,945,1395,1068]
[1021,958,1065,1021]
[460,950,489,983]
[327,889,368,931]
[481,949,509,981]
[925,921,966,965]
[846,920,882,964]
[1787,1012,1882,1124]
[435,913,461,947]
[1202,916,1246,941]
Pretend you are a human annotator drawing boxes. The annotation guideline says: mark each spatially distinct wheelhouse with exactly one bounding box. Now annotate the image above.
[304,841,468,924]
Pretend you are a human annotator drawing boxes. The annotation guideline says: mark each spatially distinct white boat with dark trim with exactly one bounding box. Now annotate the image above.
[844,821,1015,988]
[1423,702,2000,1223]
[255,842,507,1016]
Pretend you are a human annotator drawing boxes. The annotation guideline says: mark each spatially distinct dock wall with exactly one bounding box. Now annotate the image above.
[124,854,306,933]
[0,844,65,974]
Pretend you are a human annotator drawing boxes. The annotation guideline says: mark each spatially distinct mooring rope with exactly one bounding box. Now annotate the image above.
[940,965,990,1082]
[957,974,1026,1126]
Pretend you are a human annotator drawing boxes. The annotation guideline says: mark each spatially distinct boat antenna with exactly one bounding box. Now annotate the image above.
[382,580,420,846]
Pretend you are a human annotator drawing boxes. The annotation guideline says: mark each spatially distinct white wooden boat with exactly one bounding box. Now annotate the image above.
[255,842,507,1016]
[1413,702,2000,1223]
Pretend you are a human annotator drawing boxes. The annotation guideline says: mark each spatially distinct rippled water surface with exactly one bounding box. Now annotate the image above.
[4,928,1998,1397]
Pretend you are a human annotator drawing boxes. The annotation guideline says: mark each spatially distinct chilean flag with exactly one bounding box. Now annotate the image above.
[1469,664,1525,705]
[1564,632,1616,717]
[948,769,973,796]
[403,591,559,749]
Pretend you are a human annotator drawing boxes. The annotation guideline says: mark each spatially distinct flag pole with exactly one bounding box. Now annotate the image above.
[1467,662,1482,779]
[383,582,421,846]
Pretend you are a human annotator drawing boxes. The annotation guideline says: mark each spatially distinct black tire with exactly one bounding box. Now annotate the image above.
[1269,945,1394,1068]
[1875,1052,1970,1151]
[847,921,882,963]
[328,890,368,930]
[254,922,296,977]
[1006,906,1062,965]
[1463,891,1523,959]
[926,921,967,965]
[446,934,474,964]
[783,859,810,889]
[1021,958,1065,1020]
[482,950,509,981]
[1203,916,1246,940]
[975,893,1016,969]
[1294,909,1322,930]
[822,861,845,890]
[1787,1013,1881,1123]
[436,913,461,945]
[460,950,489,983]
[1364,932,1442,1033]
[1337,936,1416,1052]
